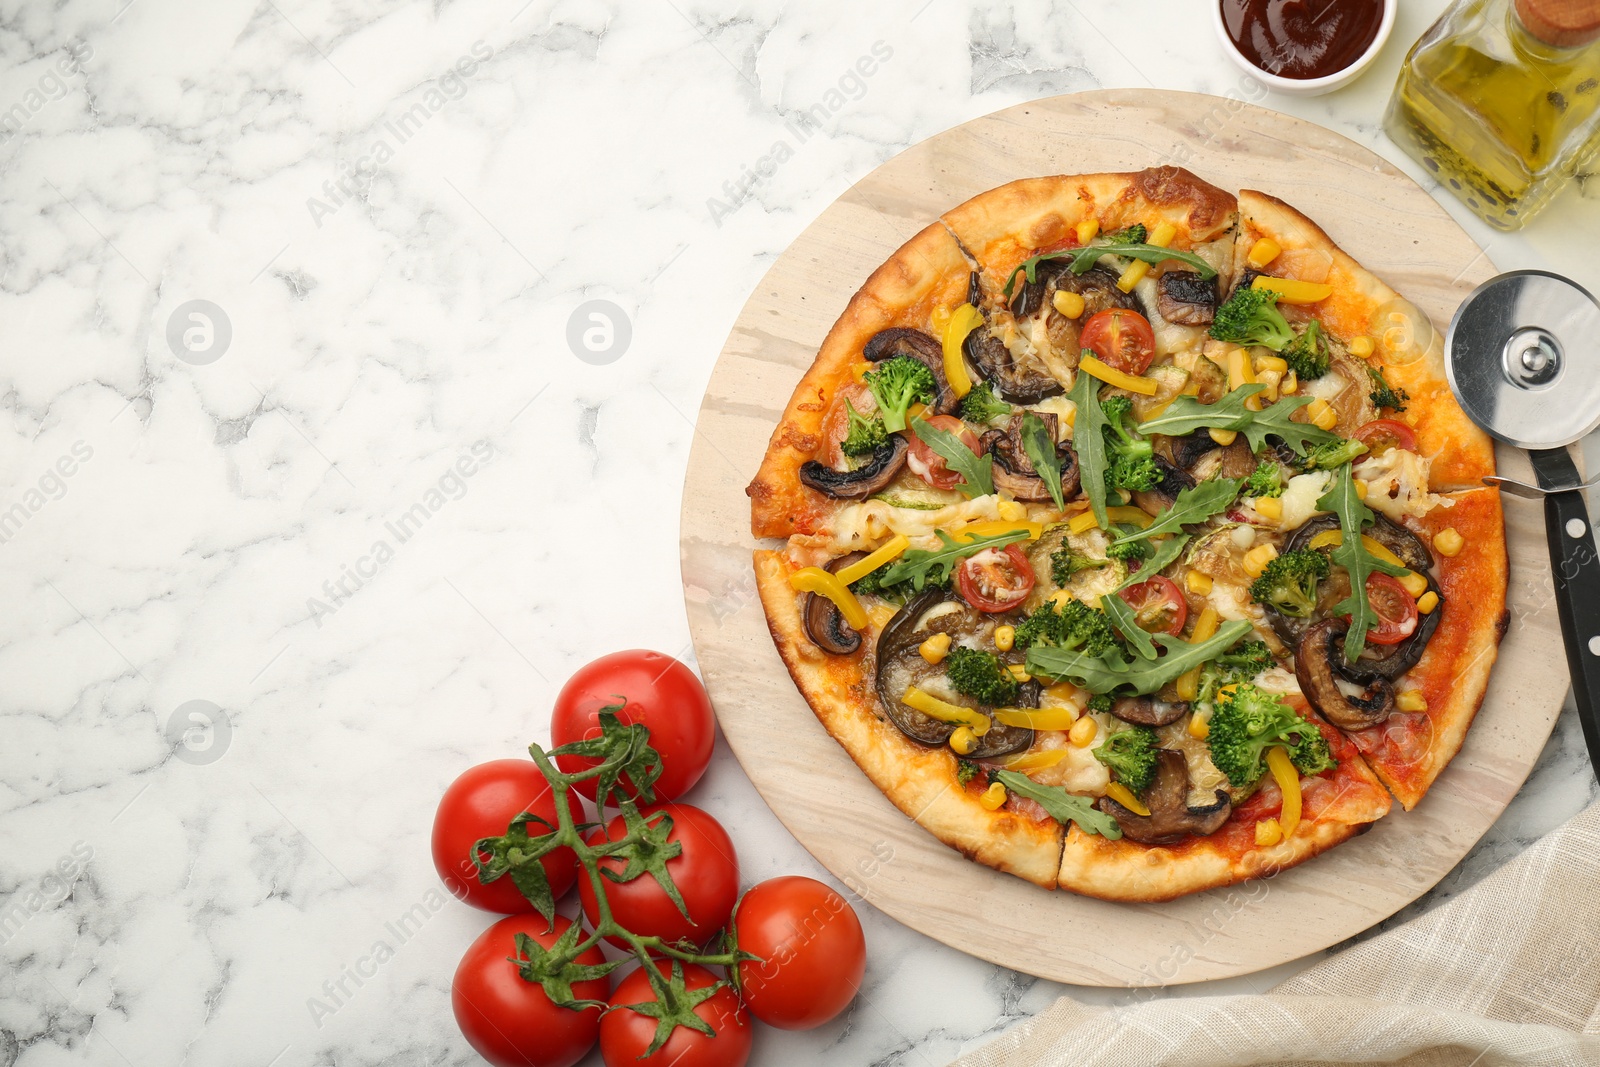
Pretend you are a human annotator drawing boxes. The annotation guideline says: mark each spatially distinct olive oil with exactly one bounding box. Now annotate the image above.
[1385,0,1600,230]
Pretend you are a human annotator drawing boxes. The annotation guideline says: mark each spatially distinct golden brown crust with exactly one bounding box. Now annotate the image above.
[754,550,1065,887]
[745,222,972,539]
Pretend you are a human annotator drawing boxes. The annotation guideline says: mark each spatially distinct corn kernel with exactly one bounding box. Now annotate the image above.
[1188,713,1210,740]
[1255,818,1284,847]
[1052,289,1086,319]
[1417,590,1440,614]
[1075,218,1100,244]
[1308,398,1338,430]
[1185,570,1214,595]
[1175,669,1200,702]
[1256,369,1283,403]
[1043,682,1081,707]
[1247,237,1282,269]
[1069,715,1098,747]
[979,782,1007,810]
[997,499,1027,521]
[1254,496,1283,521]
[852,361,871,382]
[994,625,1016,652]
[949,726,978,755]
[1242,543,1279,578]
[1117,260,1150,292]
[1007,664,1031,683]
[1398,570,1430,598]
[1434,528,1464,557]
[1396,690,1428,712]
[1209,427,1238,447]
[1254,355,1289,374]
[919,633,951,664]
[1149,221,1178,247]
[1065,406,1077,429]
[907,402,928,423]
[1348,336,1375,358]
[1354,479,1368,501]
[1282,371,1298,395]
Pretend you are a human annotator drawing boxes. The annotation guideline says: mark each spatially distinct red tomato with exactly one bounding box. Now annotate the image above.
[1079,309,1156,375]
[551,650,715,803]
[955,544,1036,612]
[906,414,981,490]
[1121,577,1188,637]
[600,962,751,1067]
[578,803,739,948]
[433,760,579,913]
[733,876,866,1030]
[452,914,607,1067]
[1355,572,1420,645]
[1353,418,1418,460]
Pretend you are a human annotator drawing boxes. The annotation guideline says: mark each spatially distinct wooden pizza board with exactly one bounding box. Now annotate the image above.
[679,89,1566,986]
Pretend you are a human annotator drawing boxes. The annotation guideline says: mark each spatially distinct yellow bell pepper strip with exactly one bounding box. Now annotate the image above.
[1067,510,1101,535]
[1265,745,1302,838]
[1078,355,1160,396]
[957,519,1044,541]
[789,567,868,629]
[834,534,911,586]
[902,687,991,735]
[993,707,1080,731]
[1104,781,1150,816]
[1000,747,1069,772]
[1251,275,1334,305]
[942,304,983,399]
[1175,606,1221,701]
[1307,530,1415,581]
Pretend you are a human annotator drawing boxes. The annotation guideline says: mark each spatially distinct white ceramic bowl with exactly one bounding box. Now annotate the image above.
[1211,0,1397,96]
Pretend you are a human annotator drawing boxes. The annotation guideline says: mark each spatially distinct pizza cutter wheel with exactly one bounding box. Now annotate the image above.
[1446,270,1600,781]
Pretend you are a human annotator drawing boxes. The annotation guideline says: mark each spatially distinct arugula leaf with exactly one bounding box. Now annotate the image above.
[878,528,1032,591]
[1316,464,1408,661]
[1067,366,1110,527]
[1002,243,1217,299]
[1134,384,1339,456]
[1113,478,1242,546]
[992,771,1123,839]
[911,417,994,499]
[1114,533,1190,591]
[1246,395,1342,455]
[1019,411,1065,510]
[1025,619,1253,696]
[1099,593,1157,660]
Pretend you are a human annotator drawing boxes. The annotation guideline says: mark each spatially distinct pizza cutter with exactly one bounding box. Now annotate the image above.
[1446,270,1600,780]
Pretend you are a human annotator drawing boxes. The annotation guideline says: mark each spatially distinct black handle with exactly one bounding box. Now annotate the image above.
[1545,488,1600,782]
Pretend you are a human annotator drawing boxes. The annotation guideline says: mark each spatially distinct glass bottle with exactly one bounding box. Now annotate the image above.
[1385,0,1600,230]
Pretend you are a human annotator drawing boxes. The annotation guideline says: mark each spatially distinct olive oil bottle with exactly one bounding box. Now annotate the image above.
[1385,0,1600,230]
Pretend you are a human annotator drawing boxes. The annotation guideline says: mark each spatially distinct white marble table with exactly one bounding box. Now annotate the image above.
[2,1,1596,1064]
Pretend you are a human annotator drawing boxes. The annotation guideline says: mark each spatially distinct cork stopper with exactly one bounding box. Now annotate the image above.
[1515,0,1600,47]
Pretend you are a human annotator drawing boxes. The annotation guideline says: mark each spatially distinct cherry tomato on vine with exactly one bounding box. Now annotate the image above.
[432,759,579,913]
[578,803,739,948]
[600,962,751,1067]
[1351,572,1420,645]
[551,650,715,802]
[905,414,981,491]
[955,544,1036,612]
[732,876,866,1030]
[452,914,607,1067]
[1353,418,1418,459]
[1079,308,1156,375]
[1120,576,1188,637]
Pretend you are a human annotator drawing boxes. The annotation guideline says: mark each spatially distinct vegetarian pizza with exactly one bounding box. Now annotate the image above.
[746,167,1507,902]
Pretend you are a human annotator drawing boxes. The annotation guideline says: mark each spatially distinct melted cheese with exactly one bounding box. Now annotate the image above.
[1029,396,1077,441]
[1358,447,1453,520]
[1306,371,1349,403]
[1279,471,1334,531]
[1157,718,1233,807]
[1028,727,1111,795]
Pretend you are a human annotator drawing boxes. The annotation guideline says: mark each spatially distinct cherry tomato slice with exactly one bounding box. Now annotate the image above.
[1078,308,1156,375]
[1358,572,1420,645]
[955,544,1036,612]
[1119,576,1188,637]
[906,414,981,490]
[1353,419,1418,460]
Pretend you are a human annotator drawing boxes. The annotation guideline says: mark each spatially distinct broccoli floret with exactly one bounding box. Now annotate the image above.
[1368,366,1410,412]
[1299,437,1369,471]
[1087,693,1113,713]
[1014,598,1120,657]
[863,356,936,433]
[956,758,984,786]
[1209,286,1296,352]
[960,380,1012,423]
[1282,319,1331,380]
[1102,395,1160,492]
[1206,684,1336,787]
[1247,549,1331,618]
[1094,726,1159,795]
[1216,639,1274,677]
[1102,223,1149,246]
[945,647,1021,707]
[841,399,888,457]
[1105,528,1150,564]
[851,565,913,603]
[1051,545,1109,585]
[1243,459,1284,499]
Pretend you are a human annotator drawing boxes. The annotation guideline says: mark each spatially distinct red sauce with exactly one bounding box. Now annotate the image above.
[1221,0,1386,80]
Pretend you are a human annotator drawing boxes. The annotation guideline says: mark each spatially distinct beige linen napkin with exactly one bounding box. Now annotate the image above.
[953,803,1600,1066]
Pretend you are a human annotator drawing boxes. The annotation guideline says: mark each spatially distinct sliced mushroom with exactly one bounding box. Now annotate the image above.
[799,435,909,499]
[964,323,1063,404]
[1096,750,1232,844]
[979,413,1082,503]
[1109,696,1190,727]
[873,588,1034,757]
[863,328,957,415]
[1132,454,1196,516]
[1008,264,1140,323]
[802,553,867,655]
[1157,270,1219,326]
[1295,619,1396,731]
[1171,430,1221,473]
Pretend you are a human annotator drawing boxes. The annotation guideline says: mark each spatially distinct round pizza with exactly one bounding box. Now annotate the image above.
[745,167,1508,902]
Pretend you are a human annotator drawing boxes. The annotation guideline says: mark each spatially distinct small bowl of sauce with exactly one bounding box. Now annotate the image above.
[1213,0,1395,95]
